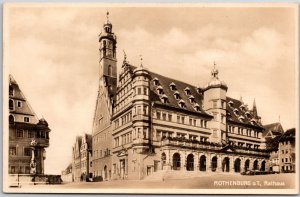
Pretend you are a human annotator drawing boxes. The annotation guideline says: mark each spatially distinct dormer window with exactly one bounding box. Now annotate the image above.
[188,95,195,103]
[169,82,176,91]
[153,77,159,86]
[238,116,245,122]
[194,103,200,111]
[245,111,251,118]
[161,94,168,104]
[196,87,202,94]
[228,101,234,107]
[9,87,14,96]
[174,91,180,100]
[250,119,257,125]
[233,108,239,115]
[178,99,185,108]
[184,87,191,95]
[240,104,246,111]
[156,85,163,95]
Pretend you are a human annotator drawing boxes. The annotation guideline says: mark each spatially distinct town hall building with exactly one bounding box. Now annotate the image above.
[91,13,270,180]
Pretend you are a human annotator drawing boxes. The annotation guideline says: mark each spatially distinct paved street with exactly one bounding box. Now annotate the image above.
[19,173,296,191]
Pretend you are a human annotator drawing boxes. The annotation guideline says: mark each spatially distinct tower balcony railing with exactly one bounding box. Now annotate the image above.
[132,114,149,122]
[34,138,50,147]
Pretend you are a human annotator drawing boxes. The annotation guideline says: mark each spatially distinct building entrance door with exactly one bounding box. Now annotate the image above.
[186,154,194,171]
[104,165,107,180]
[211,156,218,172]
[234,158,241,172]
[120,159,125,179]
[222,157,230,172]
[199,155,206,171]
[172,153,181,170]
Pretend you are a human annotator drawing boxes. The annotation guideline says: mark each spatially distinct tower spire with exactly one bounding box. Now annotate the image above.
[106,11,110,23]
[211,61,219,79]
[252,98,257,117]
[140,55,143,68]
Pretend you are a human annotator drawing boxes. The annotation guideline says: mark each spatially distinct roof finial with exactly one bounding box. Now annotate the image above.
[140,54,143,68]
[278,115,281,123]
[240,96,243,103]
[123,50,127,61]
[106,11,110,23]
[252,98,258,117]
[211,61,219,78]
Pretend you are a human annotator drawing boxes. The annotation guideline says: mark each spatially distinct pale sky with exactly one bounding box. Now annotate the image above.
[4,4,297,174]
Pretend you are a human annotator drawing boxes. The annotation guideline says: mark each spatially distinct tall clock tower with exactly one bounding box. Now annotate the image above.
[91,12,117,180]
[99,12,117,82]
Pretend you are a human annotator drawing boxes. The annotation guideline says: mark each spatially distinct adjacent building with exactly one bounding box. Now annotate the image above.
[61,163,73,183]
[72,133,93,182]
[263,122,284,141]
[8,75,50,175]
[278,128,295,172]
[268,128,295,173]
[91,14,272,180]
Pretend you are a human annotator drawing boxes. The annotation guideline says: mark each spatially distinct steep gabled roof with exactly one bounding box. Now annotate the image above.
[125,64,210,117]
[279,128,295,142]
[263,122,284,137]
[226,97,263,128]
[9,74,39,123]
[86,133,93,149]
[265,135,281,150]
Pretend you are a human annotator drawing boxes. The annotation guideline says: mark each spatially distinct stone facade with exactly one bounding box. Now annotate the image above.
[278,128,295,172]
[72,133,93,182]
[92,14,274,180]
[8,75,50,175]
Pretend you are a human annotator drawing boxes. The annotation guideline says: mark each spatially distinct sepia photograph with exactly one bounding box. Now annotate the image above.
[2,3,299,194]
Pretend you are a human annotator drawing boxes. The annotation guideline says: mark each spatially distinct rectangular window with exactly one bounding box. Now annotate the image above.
[16,129,24,138]
[11,166,16,174]
[28,130,35,138]
[17,101,22,108]
[177,116,180,123]
[41,131,45,138]
[213,101,217,108]
[24,117,30,123]
[156,112,161,119]
[181,116,185,124]
[189,118,192,125]
[282,150,284,154]
[162,113,166,121]
[9,87,14,96]
[138,88,141,95]
[9,147,17,156]
[24,148,31,156]
[193,119,196,126]
[168,114,172,122]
